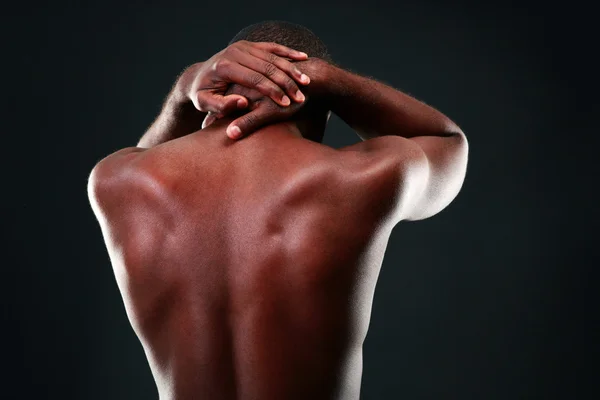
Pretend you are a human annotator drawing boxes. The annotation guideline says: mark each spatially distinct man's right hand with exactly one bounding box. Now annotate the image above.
[176,40,311,119]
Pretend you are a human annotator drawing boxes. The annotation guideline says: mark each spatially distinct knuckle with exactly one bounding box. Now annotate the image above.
[250,72,264,86]
[266,52,279,64]
[265,100,279,112]
[258,41,274,50]
[243,113,259,127]
[229,41,243,50]
[229,45,243,55]
[220,48,233,59]
[265,82,283,97]
[263,62,278,78]
[214,100,226,113]
[213,59,229,73]
[283,77,298,91]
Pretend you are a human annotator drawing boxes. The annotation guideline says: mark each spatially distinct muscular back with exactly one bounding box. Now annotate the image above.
[89,120,400,400]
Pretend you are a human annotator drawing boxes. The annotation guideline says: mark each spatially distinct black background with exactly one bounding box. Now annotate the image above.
[5,0,597,399]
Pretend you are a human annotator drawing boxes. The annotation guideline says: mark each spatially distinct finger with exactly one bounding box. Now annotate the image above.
[252,41,308,60]
[226,106,275,140]
[235,50,307,103]
[232,43,310,87]
[247,47,310,87]
[215,61,291,107]
[194,91,248,115]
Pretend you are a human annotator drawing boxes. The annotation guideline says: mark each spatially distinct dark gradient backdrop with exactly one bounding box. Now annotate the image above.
[6,0,596,399]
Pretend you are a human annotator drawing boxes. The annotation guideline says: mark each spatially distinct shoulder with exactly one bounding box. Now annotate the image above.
[88,147,146,202]
[87,147,174,212]
[88,147,177,273]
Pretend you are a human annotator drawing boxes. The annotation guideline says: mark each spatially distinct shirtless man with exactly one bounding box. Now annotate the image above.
[88,21,468,400]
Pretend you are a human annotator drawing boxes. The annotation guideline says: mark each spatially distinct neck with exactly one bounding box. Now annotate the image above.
[203,116,313,141]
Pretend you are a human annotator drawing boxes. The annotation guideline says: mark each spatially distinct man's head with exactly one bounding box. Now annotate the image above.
[225,21,332,143]
[228,21,332,61]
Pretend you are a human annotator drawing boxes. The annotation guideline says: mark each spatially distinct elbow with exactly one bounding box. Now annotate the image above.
[453,126,468,147]
[449,132,469,207]
[445,128,469,188]
[440,118,468,150]
[443,124,469,172]
[454,130,469,175]
[442,117,466,137]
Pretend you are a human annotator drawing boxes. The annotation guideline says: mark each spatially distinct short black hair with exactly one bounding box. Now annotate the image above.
[229,20,332,63]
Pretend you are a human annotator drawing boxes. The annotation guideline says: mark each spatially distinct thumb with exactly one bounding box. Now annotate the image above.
[226,106,274,140]
[194,91,248,115]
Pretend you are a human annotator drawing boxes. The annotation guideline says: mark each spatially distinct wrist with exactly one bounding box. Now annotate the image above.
[162,63,208,126]
[295,58,335,99]
[171,62,204,107]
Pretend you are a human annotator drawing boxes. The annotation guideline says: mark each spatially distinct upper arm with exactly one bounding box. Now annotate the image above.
[342,132,468,223]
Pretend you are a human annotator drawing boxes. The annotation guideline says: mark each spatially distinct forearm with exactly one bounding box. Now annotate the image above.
[137,65,206,148]
[317,61,462,140]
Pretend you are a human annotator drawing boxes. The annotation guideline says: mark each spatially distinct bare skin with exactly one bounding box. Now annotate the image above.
[88,46,468,399]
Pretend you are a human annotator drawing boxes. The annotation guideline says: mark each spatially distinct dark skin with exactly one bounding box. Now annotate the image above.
[88,41,468,400]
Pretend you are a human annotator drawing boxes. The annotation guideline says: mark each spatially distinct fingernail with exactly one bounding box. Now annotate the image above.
[227,126,241,139]
[237,99,246,109]
[299,52,308,58]
[296,90,305,102]
[301,74,310,84]
[282,95,291,106]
